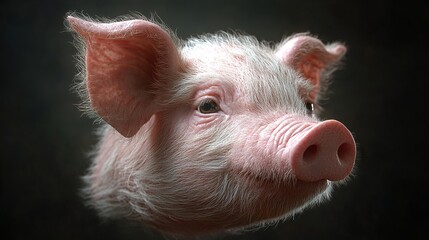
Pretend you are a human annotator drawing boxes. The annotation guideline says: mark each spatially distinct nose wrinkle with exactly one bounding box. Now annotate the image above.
[259,115,318,166]
[273,115,317,149]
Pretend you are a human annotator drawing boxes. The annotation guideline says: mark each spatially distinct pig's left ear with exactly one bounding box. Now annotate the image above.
[275,34,346,101]
[67,16,181,137]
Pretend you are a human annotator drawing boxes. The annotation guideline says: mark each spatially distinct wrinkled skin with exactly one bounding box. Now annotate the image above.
[67,15,356,236]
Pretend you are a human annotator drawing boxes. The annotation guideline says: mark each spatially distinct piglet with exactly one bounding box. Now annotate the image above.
[67,15,356,236]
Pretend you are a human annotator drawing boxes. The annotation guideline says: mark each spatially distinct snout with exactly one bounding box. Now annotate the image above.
[290,120,356,182]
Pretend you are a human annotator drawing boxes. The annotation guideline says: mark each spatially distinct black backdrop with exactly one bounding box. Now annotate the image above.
[2,0,428,239]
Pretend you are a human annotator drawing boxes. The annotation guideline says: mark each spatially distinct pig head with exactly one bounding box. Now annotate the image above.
[67,15,356,236]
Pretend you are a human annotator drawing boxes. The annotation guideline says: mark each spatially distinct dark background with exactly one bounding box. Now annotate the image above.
[2,0,428,239]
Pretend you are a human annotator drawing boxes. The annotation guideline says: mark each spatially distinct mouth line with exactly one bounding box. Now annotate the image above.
[234,169,328,189]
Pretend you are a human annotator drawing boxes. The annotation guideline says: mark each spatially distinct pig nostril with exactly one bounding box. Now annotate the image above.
[337,142,351,164]
[303,144,318,162]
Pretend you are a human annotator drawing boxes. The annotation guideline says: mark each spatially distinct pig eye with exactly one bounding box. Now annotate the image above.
[305,102,314,115]
[198,99,220,114]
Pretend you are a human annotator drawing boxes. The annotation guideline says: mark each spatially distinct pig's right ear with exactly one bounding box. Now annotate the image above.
[67,16,181,137]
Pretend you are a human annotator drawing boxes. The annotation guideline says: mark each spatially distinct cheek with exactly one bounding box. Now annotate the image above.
[156,108,232,178]
[149,115,234,215]
[164,108,231,158]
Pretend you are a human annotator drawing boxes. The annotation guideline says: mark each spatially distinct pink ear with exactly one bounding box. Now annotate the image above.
[275,34,346,101]
[67,16,181,137]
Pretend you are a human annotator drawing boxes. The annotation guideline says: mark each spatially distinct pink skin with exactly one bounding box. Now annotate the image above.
[67,15,356,236]
[290,119,356,182]
[230,114,355,184]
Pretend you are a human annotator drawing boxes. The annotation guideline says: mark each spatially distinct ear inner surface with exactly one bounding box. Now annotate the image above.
[68,16,181,137]
[276,35,346,101]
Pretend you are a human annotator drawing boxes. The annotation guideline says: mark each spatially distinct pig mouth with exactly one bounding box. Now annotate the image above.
[230,170,331,224]
[234,170,329,192]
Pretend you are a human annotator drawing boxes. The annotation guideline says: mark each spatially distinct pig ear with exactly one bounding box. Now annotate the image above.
[67,16,181,137]
[275,34,346,101]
